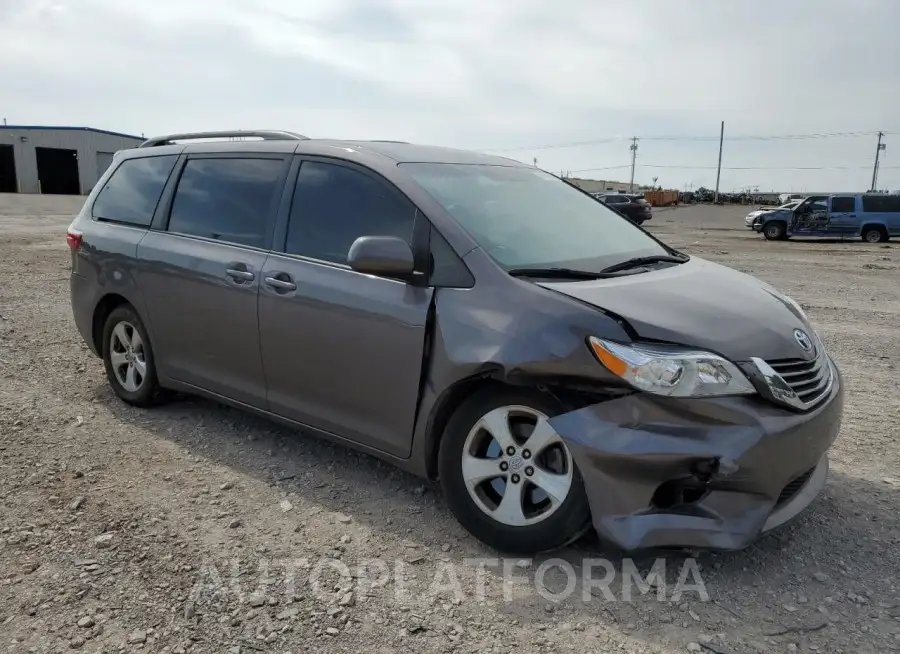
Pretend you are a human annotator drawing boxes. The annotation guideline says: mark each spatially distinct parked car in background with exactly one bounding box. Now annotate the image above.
[594,193,653,225]
[68,130,842,554]
[756,193,900,242]
[778,193,807,204]
[746,199,803,229]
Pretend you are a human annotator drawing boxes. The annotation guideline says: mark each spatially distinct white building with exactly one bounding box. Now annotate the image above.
[0,125,144,195]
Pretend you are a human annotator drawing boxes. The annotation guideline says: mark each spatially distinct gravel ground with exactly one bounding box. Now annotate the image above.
[1,194,899,654]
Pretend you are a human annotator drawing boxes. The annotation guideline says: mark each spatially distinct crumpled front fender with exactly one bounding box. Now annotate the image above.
[547,372,843,551]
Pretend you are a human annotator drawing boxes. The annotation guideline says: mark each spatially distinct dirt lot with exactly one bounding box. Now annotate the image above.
[1,194,899,654]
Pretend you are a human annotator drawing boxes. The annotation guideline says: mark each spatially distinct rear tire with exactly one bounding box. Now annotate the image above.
[861,226,887,243]
[102,305,163,407]
[763,221,786,240]
[438,387,591,553]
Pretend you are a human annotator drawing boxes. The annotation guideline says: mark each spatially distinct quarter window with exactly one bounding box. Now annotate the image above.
[285,161,416,264]
[862,195,900,212]
[167,158,285,248]
[92,155,177,226]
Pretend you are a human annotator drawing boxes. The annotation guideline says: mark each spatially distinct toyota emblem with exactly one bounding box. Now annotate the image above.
[793,329,813,352]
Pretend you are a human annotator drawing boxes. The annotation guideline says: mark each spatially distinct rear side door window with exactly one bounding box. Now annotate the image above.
[167,157,286,249]
[830,196,856,213]
[92,155,177,226]
[285,160,417,264]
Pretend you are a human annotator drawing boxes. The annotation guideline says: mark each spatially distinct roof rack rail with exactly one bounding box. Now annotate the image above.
[366,140,410,144]
[138,130,309,148]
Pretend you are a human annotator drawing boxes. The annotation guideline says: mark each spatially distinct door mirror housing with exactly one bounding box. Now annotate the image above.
[348,236,415,279]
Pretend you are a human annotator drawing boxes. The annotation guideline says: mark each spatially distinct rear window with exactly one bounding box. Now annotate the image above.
[92,155,177,226]
[862,195,900,213]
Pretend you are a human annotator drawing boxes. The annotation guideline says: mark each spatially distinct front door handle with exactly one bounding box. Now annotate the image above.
[226,268,255,282]
[265,275,297,292]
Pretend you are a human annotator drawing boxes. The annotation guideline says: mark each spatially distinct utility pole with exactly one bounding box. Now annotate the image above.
[629,137,638,192]
[714,120,724,203]
[871,131,886,191]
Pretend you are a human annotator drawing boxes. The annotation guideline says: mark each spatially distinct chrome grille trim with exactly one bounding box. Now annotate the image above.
[751,351,834,411]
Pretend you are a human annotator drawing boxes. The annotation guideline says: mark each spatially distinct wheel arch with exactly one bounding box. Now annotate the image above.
[422,373,616,480]
[861,222,889,242]
[91,293,135,354]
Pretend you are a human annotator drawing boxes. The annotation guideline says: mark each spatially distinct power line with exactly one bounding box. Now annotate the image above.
[641,130,888,142]
[638,163,900,171]
[554,163,900,173]
[480,129,898,152]
[484,137,627,152]
[568,164,632,174]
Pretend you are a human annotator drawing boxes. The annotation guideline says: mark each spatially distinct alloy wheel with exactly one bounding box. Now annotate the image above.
[461,405,574,527]
[109,321,146,392]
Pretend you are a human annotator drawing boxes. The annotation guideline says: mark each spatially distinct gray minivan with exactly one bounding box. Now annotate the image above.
[68,130,844,554]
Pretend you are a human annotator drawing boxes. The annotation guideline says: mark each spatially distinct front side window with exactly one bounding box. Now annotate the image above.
[285,161,416,264]
[798,196,827,212]
[167,158,284,248]
[92,155,177,226]
[400,163,668,271]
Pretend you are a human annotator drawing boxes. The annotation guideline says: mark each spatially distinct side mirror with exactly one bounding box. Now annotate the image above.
[347,236,415,279]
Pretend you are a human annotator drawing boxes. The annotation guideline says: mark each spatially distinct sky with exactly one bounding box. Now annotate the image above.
[1,0,899,192]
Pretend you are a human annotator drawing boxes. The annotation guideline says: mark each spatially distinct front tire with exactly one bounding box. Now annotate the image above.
[102,305,162,407]
[438,388,591,553]
[763,221,786,240]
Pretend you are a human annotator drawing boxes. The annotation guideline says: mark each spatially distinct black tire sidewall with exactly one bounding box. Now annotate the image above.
[101,305,160,407]
[863,228,884,243]
[438,387,591,554]
[764,222,784,240]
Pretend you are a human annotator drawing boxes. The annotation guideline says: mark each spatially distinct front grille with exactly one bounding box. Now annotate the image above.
[776,467,815,507]
[764,353,832,408]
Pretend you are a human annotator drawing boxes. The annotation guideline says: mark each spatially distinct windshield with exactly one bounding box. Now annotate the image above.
[400,163,668,271]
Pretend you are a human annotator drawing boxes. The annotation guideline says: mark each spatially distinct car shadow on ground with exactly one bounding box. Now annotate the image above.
[98,384,900,644]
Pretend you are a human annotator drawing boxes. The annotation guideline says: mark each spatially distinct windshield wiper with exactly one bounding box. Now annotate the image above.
[507,267,617,280]
[598,254,689,274]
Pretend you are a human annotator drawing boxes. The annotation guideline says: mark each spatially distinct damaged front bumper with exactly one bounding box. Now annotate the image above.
[548,360,843,551]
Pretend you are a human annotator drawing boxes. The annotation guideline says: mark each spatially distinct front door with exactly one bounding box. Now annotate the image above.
[258,159,432,457]
[790,196,828,234]
[137,154,289,407]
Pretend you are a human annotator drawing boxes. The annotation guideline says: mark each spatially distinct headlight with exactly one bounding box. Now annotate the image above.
[588,338,755,397]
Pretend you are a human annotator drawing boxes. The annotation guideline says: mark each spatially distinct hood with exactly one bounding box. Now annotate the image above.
[758,208,793,221]
[538,257,815,362]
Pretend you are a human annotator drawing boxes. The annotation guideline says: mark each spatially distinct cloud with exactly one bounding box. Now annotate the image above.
[1,0,898,190]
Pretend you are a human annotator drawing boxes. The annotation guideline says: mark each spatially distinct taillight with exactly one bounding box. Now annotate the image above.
[66,229,83,250]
